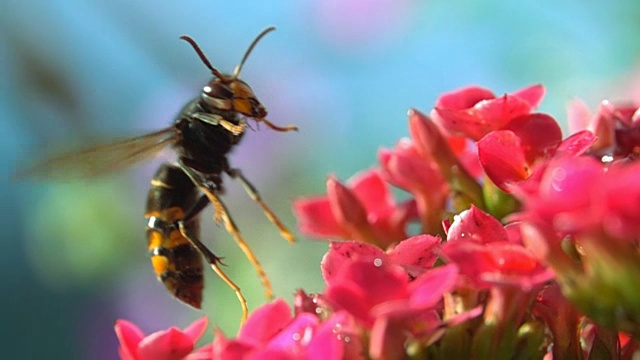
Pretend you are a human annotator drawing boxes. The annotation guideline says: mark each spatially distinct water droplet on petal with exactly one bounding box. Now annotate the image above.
[374,258,383,267]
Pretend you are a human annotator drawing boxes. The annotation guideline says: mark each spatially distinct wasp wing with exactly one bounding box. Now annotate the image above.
[15,126,180,180]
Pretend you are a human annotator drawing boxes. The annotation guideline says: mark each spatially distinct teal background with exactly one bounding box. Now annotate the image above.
[2,1,640,358]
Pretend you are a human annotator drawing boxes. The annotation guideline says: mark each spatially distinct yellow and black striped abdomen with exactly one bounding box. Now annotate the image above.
[145,164,204,308]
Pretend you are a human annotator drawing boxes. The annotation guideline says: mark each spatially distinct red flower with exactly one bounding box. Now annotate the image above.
[293,170,411,248]
[379,138,448,234]
[568,99,640,159]
[431,84,545,141]
[325,258,458,328]
[321,235,441,282]
[325,259,458,358]
[114,317,210,360]
[212,299,348,360]
[517,156,640,241]
[408,109,485,209]
[477,113,562,191]
[441,206,553,291]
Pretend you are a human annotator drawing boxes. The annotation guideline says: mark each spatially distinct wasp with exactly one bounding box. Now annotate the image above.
[18,27,297,322]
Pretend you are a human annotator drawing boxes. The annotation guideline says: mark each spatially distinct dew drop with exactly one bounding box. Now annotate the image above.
[601,155,614,163]
[373,258,383,267]
[292,332,301,341]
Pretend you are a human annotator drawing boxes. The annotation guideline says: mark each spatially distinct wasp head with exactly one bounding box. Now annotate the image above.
[200,78,267,118]
[181,28,297,132]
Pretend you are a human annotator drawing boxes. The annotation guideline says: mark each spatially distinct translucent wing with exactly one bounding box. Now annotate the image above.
[16,126,180,180]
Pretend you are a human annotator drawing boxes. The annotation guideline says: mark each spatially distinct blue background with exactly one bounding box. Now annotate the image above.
[2,1,640,358]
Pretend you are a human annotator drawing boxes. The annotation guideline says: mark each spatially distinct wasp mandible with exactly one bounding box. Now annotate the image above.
[18,26,297,323]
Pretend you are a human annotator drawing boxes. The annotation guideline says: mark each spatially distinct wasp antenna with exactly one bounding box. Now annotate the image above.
[180,35,225,79]
[233,26,276,78]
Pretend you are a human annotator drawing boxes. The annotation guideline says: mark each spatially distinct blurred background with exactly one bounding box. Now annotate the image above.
[2,0,640,358]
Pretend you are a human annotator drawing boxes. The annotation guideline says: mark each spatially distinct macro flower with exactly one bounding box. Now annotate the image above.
[321,235,441,282]
[568,98,640,159]
[325,258,458,358]
[441,206,553,291]
[114,317,210,360]
[477,113,562,191]
[379,138,448,234]
[293,170,411,248]
[212,298,348,360]
[431,84,545,141]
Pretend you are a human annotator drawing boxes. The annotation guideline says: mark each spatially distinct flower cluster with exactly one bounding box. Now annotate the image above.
[115,84,640,359]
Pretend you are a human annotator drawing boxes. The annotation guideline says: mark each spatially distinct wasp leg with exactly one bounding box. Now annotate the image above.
[227,168,296,243]
[178,163,274,301]
[177,221,248,324]
[201,185,273,300]
[180,194,210,224]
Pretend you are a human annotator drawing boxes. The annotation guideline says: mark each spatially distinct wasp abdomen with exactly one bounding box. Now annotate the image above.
[145,164,204,308]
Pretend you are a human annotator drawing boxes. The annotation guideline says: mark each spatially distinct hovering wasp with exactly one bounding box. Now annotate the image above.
[18,26,297,322]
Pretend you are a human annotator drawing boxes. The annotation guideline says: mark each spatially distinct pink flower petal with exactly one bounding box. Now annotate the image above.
[238,299,293,345]
[137,328,194,360]
[114,320,145,360]
[326,261,409,327]
[349,170,396,216]
[567,98,592,133]
[325,283,371,326]
[293,196,347,239]
[408,264,459,309]
[213,330,254,359]
[435,86,496,111]
[556,130,596,156]
[387,235,441,277]
[321,241,386,282]
[184,344,213,360]
[267,313,318,351]
[327,176,371,235]
[304,313,348,360]
[446,206,509,244]
[369,317,407,360]
[511,84,545,108]
[502,113,562,163]
[478,130,530,190]
[182,317,209,343]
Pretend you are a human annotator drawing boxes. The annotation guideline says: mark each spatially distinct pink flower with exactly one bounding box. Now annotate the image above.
[325,258,458,328]
[408,109,485,209]
[477,113,562,191]
[441,206,553,291]
[568,99,640,159]
[379,138,448,234]
[515,155,640,245]
[213,299,349,360]
[321,235,441,282]
[431,84,545,141]
[293,169,411,248]
[325,259,458,358]
[114,317,210,360]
